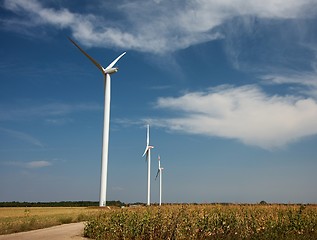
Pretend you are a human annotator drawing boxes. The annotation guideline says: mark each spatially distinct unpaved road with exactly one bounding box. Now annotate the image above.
[0,222,90,240]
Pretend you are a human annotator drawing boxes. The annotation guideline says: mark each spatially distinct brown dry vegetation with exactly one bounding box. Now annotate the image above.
[0,207,101,235]
[85,204,317,240]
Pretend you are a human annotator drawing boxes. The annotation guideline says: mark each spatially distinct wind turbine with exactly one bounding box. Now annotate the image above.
[68,37,126,207]
[155,155,164,206]
[142,124,154,206]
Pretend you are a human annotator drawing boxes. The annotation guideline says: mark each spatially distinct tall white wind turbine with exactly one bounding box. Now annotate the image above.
[155,155,164,206]
[142,124,154,206]
[69,37,126,207]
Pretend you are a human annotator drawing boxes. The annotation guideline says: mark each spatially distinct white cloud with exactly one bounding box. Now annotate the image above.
[44,118,73,126]
[3,0,76,27]
[3,160,52,169]
[0,127,43,147]
[26,160,51,169]
[0,102,101,121]
[152,85,317,149]
[111,186,124,191]
[262,73,317,87]
[2,0,316,53]
[261,72,317,98]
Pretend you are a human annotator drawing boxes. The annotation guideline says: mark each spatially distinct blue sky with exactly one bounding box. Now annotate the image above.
[1,0,317,204]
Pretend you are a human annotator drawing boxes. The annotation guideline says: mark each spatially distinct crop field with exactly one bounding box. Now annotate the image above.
[0,207,101,235]
[84,204,317,240]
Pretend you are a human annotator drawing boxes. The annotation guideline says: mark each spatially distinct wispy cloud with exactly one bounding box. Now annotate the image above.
[221,15,317,71]
[151,85,317,149]
[0,102,101,122]
[111,186,124,191]
[220,15,317,100]
[149,85,173,91]
[262,72,317,88]
[2,0,316,54]
[261,71,317,98]
[113,118,143,128]
[4,160,52,169]
[26,160,51,168]
[0,127,43,147]
[44,118,73,126]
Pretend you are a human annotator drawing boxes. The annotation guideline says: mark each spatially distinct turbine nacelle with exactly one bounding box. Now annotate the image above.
[156,155,164,206]
[155,167,164,180]
[156,155,163,180]
[68,37,126,77]
[142,145,154,157]
[142,124,153,206]
[103,67,118,75]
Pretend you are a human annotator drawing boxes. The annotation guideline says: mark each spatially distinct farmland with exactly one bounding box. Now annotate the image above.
[0,206,100,235]
[1,204,316,239]
[84,204,317,240]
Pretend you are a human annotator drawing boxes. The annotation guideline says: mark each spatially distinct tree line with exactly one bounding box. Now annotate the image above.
[0,201,125,207]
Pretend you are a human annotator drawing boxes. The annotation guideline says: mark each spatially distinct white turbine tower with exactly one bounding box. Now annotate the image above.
[69,37,126,207]
[142,124,154,206]
[155,155,164,206]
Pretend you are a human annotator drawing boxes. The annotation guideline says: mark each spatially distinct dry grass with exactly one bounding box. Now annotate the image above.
[0,207,102,235]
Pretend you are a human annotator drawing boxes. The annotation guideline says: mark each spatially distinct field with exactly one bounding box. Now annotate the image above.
[0,207,101,235]
[1,204,317,239]
[84,204,317,240]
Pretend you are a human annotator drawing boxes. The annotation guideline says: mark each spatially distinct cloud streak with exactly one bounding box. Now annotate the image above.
[2,0,316,54]
[4,160,52,169]
[0,102,101,121]
[0,127,43,147]
[152,85,317,149]
[261,71,317,98]
[26,160,51,168]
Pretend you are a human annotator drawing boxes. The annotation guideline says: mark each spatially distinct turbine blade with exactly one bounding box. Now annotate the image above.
[142,146,149,157]
[155,169,160,180]
[146,124,150,146]
[68,37,105,73]
[106,52,126,70]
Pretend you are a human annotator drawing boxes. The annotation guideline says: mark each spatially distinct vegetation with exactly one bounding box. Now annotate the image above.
[84,204,317,240]
[0,206,102,235]
[0,200,124,208]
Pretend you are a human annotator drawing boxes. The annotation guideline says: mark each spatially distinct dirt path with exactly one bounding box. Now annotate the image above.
[0,222,90,240]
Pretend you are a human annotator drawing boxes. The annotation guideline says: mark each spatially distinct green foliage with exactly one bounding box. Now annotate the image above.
[0,200,125,207]
[84,204,317,240]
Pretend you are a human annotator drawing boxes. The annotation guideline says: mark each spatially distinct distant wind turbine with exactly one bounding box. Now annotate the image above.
[142,124,154,206]
[68,37,126,207]
[155,155,164,206]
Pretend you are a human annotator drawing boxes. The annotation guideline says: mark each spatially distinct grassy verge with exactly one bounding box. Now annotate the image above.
[84,204,317,240]
[0,207,102,235]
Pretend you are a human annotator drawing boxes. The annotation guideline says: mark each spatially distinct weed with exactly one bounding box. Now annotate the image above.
[58,216,73,224]
[0,207,100,235]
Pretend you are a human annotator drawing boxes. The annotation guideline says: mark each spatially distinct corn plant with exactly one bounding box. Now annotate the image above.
[84,204,317,240]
